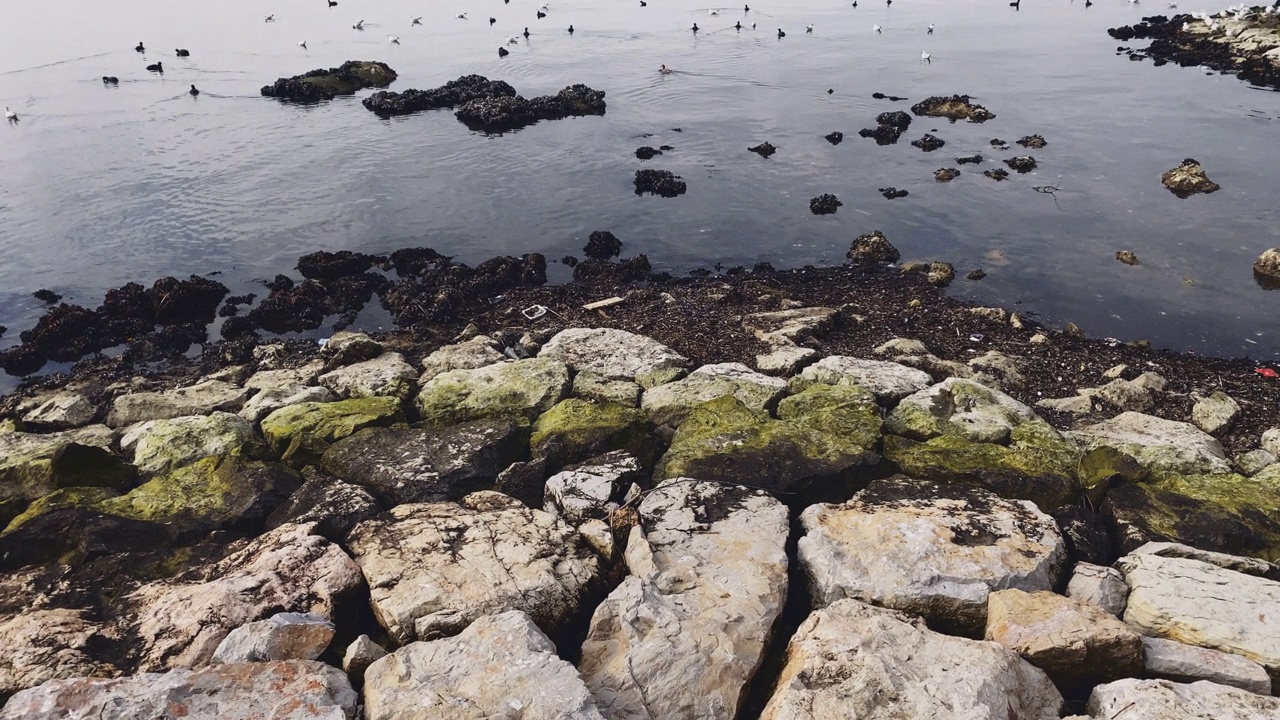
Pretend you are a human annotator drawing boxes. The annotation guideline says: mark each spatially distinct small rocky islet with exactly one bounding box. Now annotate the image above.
[2,230,1280,718]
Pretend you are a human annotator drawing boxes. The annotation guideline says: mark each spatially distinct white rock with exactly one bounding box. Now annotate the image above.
[212,612,335,664]
[127,523,364,672]
[119,412,262,478]
[1192,391,1242,435]
[1103,364,1129,379]
[759,599,1064,720]
[544,452,641,525]
[1037,395,1094,415]
[1132,371,1168,392]
[578,519,615,560]
[322,331,382,367]
[419,336,505,383]
[0,609,118,696]
[1129,541,1278,577]
[1066,562,1129,617]
[346,491,601,644]
[107,380,252,427]
[798,477,1066,634]
[1087,678,1280,719]
[1236,449,1277,477]
[1119,551,1280,681]
[20,393,95,429]
[1095,378,1155,413]
[0,424,118,501]
[341,634,387,685]
[741,307,837,344]
[969,350,1025,391]
[318,352,417,400]
[539,327,690,388]
[570,371,642,407]
[640,362,787,427]
[1263,428,1280,459]
[755,344,818,375]
[363,611,606,720]
[886,377,1040,443]
[1070,412,1231,475]
[874,338,931,357]
[1142,637,1272,695]
[239,385,336,424]
[244,362,326,393]
[579,480,789,720]
[794,355,932,401]
[0,660,357,720]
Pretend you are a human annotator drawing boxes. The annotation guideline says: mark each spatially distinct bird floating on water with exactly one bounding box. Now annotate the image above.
[506,35,520,44]
[328,0,337,6]
[537,10,547,18]
[456,12,467,19]
[777,27,786,37]
[568,24,574,33]
[827,88,834,94]
[388,35,400,44]
[735,21,742,29]
[175,48,190,57]
[692,23,699,32]
[1010,0,1020,8]
[921,50,931,62]
[873,23,881,33]
[659,64,673,74]
[498,46,510,57]
[540,3,550,10]
[190,84,200,96]
[5,107,18,122]
[641,1,647,5]
[146,61,163,72]
[751,21,756,28]
[353,19,364,29]
[298,40,308,49]
[523,26,530,36]
[744,4,750,10]
[411,16,422,25]
[135,42,145,52]
[806,23,814,33]
[852,1,858,6]
[102,76,119,84]
[709,9,719,15]
[490,17,497,25]
[265,14,274,22]
[927,23,934,34]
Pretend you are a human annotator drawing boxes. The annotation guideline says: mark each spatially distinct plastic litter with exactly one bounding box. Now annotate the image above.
[969,333,984,342]
[521,304,548,320]
[1256,367,1278,378]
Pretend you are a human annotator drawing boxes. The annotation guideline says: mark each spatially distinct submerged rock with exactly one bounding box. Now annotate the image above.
[633,168,687,197]
[824,131,843,144]
[1006,155,1038,173]
[261,60,397,100]
[847,230,901,264]
[1017,134,1048,149]
[879,186,909,199]
[362,73,515,114]
[634,145,663,159]
[935,167,961,181]
[748,141,777,157]
[452,83,607,132]
[984,168,1010,181]
[911,94,996,122]
[911,133,946,151]
[809,193,842,214]
[582,230,623,260]
[1162,158,1220,197]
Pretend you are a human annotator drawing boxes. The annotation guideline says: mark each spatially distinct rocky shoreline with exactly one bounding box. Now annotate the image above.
[1110,8,1280,90]
[1,234,1280,717]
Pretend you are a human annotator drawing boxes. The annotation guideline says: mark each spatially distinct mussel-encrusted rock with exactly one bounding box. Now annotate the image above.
[261,61,397,100]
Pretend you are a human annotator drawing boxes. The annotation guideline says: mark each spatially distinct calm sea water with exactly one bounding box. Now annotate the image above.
[1,0,1278,384]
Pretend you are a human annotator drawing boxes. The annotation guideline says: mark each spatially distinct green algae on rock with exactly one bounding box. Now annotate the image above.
[0,425,134,503]
[653,384,882,491]
[885,378,1039,444]
[530,399,650,467]
[2,486,121,534]
[640,362,787,429]
[121,412,267,479]
[260,397,405,467]
[415,358,570,428]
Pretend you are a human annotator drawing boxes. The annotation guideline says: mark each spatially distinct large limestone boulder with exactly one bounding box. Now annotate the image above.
[1070,412,1231,476]
[419,336,505,382]
[529,399,650,466]
[883,379,1081,510]
[1087,678,1280,719]
[363,611,605,720]
[260,396,405,466]
[544,451,644,525]
[1192,391,1241,435]
[264,471,382,541]
[798,476,1067,634]
[790,355,932,401]
[1142,637,1272,695]
[0,609,119,696]
[653,384,882,492]
[1066,562,1129,617]
[127,523,364,672]
[120,412,265,478]
[539,327,690,388]
[1118,550,1280,683]
[238,385,335,424]
[0,660,358,720]
[318,352,417,400]
[212,612,335,664]
[759,599,1064,720]
[985,589,1144,686]
[320,420,524,506]
[346,492,601,644]
[741,306,837,345]
[415,357,570,426]
[20,392,95,429]
[0,425,130,502]
[107,380,252,428]
[579,480,789,720]
[640,362,787,428]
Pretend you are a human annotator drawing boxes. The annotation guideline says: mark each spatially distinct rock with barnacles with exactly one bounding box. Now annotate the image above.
[634,169,687,197]
[1005,156,1038,173]
[1161,158,1220,198]
[935,167,960,182]
[911,134,946,151]
[809,194,842,215]
[749,142,777,158]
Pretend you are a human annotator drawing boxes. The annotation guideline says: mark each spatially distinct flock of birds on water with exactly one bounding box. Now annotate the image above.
[4,0,1278,125]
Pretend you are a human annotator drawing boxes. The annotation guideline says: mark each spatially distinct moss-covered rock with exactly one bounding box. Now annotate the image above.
[883,419,1082,511]
[2,486,121,534]
[416,358,570,428]
[1078,446,1148,506]
[0,425,133,502]
[531,399,650,467]
[886,378,1038,443]
[653,384,882,492]
[120,412,266,479]
[640,362,787,428]
[96,455,301,538]
[1070,412,1231,476]
[1102,471,1280,561]
[260,396,405,467]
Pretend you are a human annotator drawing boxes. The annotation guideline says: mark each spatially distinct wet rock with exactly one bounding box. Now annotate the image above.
[347,491,601,644]
[540,327,689,388]
[847,230,901,264]
[911,133,946,151]
[984,167,1010,180]
[653,385,882,491]
[1071,411,1231,475]
[0,660,358,720]
[1005,155,1038,173]
[808,193,842,215]
[120,412,264,479]
[935,167,961,181]
[879,186,909,199]
[212,612,334,664]
[911,94,996,122]
[246,272,388,336]
[364,611,605,720]
[321,420,523,506]
[957,153,984,164]
[341,635,386,686]
[261,60,397,100]
[1017,134,1048,148]
[1117,250,1140,265]
[583,230,622,260]
[634,145,662,159]
[857,124,903,144]
[1192,391,1241,435]
[871,92,908,101]
[20,393,95,430]
[990,138,1010,149]
[454,84,608,132]
[260,396,406,467]
[1119,549,1280,681]
[416,357,569,426]
[633,168,687,197]
[641,362,786,428]
[580,480,788,720]
[985,588,1144,686]
[760,599,1063,720]
[749,141,777,157]
[1088,677,1280,718]
[1142,636,1272,695]
[1162,158,1220,197]
[927,260,955,285]
[297,251,381,282]
[314,352,414,401]
[876,110,912,130]
[1066,562,1129,617]
[571,254,653,284]
[0,425,128,502]
[107,379,251,427]
[790,354,930,402]
[264,470,382,541]
[824,130,843,144]
[798,476,1067,635]
[1255,248,1280,284]
[363,74,515,115]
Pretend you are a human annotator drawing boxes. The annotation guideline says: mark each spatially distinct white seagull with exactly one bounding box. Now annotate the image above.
[921,50,931,62]
[540,3,550,11]
[927,23,934,34]
[411,16,422,25]
[806,23,814,32]
[873,23,882,33]
[388,35,400,43]
[506,35,520,44]
[4,107,17,122]
[709,8,719,15]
